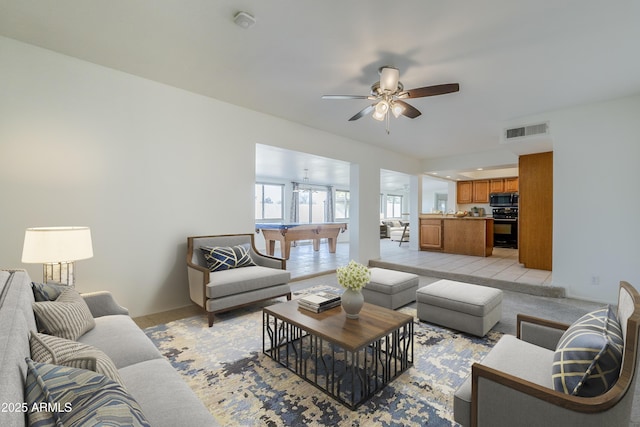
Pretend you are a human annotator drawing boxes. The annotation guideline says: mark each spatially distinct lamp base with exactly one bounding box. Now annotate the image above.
[43,262,76,287]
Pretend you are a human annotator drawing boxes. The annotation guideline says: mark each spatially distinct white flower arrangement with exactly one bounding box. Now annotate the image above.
[336,260,371,291]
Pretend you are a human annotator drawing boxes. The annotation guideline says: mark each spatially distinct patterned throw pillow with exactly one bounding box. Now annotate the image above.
[32,287,96,341]
[32,282,67,302]
[200,245,256,272]
[552,306,624,396]
[24,358,150,427]
[29,331,125,387]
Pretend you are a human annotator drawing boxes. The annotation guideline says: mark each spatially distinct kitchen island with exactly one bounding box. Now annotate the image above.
[419,215,494,257]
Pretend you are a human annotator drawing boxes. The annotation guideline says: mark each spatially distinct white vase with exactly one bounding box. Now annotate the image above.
[341,288,364,319]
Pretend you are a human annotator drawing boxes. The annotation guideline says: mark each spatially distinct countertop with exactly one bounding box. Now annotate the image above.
[420,214,494,220]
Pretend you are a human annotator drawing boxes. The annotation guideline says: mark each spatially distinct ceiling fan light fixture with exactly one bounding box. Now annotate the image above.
[372,110,386,121]
[379,67,399,92]
[374,100,389,115]
[391,101,405,118]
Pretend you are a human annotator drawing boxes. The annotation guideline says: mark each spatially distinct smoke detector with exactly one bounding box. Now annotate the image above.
[234,11,256,29]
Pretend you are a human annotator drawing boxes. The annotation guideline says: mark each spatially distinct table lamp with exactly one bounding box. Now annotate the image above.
[21,226,93,287]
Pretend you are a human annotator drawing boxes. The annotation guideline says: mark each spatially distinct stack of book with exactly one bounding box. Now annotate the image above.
[298,291,341,313]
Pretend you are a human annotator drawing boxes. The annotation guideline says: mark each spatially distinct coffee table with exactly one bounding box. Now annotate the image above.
[263,300,413,409]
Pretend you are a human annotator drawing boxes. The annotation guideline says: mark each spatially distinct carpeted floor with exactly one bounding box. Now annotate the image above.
[144,286,502,426]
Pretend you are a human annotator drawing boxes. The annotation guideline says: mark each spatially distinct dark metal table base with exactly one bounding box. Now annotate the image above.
[262,311,413,409]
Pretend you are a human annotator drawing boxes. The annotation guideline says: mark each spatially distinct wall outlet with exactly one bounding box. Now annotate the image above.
[591,276,600,286]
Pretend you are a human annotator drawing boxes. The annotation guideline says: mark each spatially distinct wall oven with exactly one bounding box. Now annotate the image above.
[490,192,519,207]
[493,208,518,249]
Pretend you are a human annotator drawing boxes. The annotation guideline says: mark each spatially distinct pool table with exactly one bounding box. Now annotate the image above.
[255,222,347,260]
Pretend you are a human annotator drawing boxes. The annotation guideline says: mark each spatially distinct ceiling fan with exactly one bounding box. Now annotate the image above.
[322,66,459,133]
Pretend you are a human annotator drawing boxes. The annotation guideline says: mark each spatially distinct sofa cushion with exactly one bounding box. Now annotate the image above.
[32,287,95,340]
[25,358,150,427]
[200,245,256,272]
[31,281,66,301]
[77,315,163,369]
[552,306,623,396]
[206,265,290,299]
[119,358,218,427]
[30,331,125,387]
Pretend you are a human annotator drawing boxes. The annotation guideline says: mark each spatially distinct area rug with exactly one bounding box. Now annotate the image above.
[144,287,502,426]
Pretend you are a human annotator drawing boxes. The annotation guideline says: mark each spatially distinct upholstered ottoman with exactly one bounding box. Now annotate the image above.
[417,279,502,337]
[362,268,419,309]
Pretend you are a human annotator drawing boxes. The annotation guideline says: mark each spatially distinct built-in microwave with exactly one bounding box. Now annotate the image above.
[490,192,519,207]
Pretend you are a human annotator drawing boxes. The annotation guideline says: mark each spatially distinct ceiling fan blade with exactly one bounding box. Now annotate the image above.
[349,104,375,121]
[322,95,373,100]
[394,100,422,119]
[402,83,460,99]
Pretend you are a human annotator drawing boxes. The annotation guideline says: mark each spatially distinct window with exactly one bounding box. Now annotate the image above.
[335,190,350,219]
[255,183,284,220]
[386,194,403,218]
[298,188,327,223]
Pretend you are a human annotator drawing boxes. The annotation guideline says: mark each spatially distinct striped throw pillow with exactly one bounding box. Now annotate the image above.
[32,287,95,340]
[200,245,256,272]
[29,331,125,388]
[552,306,624,396]
[25,358,150,427]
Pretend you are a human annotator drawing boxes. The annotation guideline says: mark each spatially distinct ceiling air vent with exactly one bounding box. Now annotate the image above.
[504,122,549,141]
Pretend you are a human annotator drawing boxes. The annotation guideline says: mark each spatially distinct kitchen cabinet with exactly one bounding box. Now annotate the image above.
[473,180,490,203]
[505,177,519,192]
[420,218,443,250]
[519,152,552,270]
[457,181,473,204]
[419,215,493,256]
[458,180,489,204]
[489,177,519,194]
[443,217,494,256]
[490,179,505,193]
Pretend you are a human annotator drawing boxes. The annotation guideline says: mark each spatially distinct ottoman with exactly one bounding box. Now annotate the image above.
[417,279,502,337]
[362,268,419,309]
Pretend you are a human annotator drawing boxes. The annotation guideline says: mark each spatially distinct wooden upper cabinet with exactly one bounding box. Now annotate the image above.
[473,180,490,203]
[459,177,518,205]
[505,177,519,192]
[457,181,473,204]
[490,179,505,193]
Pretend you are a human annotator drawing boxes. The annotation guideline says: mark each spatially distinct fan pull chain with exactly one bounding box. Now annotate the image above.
[385,109,391,134]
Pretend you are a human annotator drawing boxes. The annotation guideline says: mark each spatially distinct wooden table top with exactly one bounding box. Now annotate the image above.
[264,300,413,352]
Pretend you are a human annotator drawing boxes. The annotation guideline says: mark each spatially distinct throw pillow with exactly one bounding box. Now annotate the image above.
[32,281,66,302]
[200,244,256,272]
[24,358,150,427]
[552,306,624,397]
[29,331,125,387]
[32,287,96,341]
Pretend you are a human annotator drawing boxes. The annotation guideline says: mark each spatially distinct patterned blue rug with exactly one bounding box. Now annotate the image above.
[144,287,502,426]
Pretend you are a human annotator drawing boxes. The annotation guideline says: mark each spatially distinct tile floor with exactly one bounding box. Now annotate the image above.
[285,238,552,287]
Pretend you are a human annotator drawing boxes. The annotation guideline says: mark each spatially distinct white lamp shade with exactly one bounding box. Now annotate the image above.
[22,227,93,263]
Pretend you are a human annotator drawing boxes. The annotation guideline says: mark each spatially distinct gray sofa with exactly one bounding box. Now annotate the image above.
[0,269,217,427]
[187,234,292,326]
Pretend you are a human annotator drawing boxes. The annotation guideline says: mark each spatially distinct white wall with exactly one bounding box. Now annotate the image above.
[548,95,640,304]
[0,37,421,316]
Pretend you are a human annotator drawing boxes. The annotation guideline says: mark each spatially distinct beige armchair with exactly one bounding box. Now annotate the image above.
[454,281,640,427]
[187,234,291,326]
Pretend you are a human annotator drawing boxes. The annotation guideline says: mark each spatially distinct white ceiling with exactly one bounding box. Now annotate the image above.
[2,1,640,184]
[255,144,411,193]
